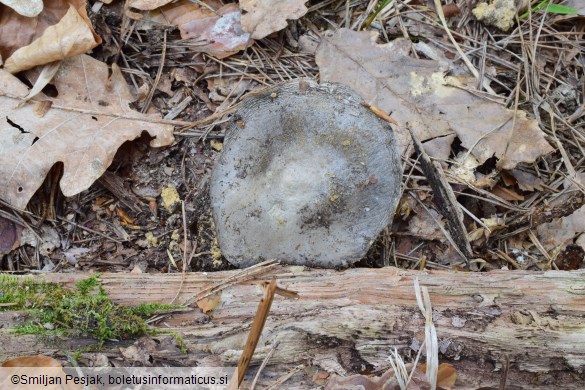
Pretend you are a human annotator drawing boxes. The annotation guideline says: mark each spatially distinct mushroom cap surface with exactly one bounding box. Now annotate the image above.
[210,79,402,268]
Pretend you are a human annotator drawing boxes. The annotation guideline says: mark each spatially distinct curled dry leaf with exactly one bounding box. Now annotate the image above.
[316,29,553,169]
[0,0,43,17]
[180,3,252,59]
[137,1,252,58]
[240,0,308,39]
[0,0,101,74]
[0,55,174,210]
[325,364,431,390]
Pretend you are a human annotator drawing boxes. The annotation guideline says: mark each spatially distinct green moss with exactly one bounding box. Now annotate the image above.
[130,303,183,318]
[0,274,185,348]
[165,331,188,353]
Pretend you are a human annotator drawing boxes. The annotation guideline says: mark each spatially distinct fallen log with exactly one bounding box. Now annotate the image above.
[1,266,584,389]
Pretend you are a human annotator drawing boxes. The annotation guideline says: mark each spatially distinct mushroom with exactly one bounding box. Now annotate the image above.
[210,79,402,268]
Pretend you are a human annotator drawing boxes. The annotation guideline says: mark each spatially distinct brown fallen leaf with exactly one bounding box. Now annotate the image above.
[537,204,585,252]
[555,244,585,270]
[508,169,545,192]
[240,0,308,39]
[0,54,174,210]
[325,363,431,390]
[0,0,101,73]
[137,0,222,25]
[180,3,253,58]
[0,0,43,17]
[196,293,221,313]
[315,29,553,169]
[420,363,457,389]
[0,215,22,255]
[127,0,175,11]
[491,185,525,201]
[136,1,252,58]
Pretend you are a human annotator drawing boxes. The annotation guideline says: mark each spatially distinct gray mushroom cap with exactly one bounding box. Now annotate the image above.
[210,79,402,268]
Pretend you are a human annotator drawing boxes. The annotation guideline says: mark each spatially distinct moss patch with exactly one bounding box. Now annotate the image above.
[0,274,184,347]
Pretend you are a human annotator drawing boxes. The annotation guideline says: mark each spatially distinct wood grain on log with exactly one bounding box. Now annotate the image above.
[1,266,584,389]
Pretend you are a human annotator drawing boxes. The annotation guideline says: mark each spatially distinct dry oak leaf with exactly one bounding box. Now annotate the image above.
[0,0,43,17]
[0,0,101,73]
[316,29,553,169]
[0,55,174,210]
[240,0,308,39]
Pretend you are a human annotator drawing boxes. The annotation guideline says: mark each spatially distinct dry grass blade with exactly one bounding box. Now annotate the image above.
[387,347,409,389]
[414,277,438,390]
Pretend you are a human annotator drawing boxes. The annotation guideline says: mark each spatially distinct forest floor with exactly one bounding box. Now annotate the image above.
[0,0,584,388]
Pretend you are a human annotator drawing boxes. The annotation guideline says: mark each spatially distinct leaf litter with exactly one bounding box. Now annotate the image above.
[0,0,584,384]
[315,28,554,169]
[1,0,580,274]
[0,54,174,209]
[0,0,101,73]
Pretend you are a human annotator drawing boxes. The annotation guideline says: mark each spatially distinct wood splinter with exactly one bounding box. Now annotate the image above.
[229,279,298,389]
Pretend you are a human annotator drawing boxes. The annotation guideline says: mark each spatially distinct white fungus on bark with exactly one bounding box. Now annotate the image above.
[210,79,402,268]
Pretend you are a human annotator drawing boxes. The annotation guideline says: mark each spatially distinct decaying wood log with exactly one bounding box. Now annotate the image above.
[1,266,584,389]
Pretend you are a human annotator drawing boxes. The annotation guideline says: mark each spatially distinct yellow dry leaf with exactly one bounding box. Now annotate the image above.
[196,293,221,313]
[0,0,80,61]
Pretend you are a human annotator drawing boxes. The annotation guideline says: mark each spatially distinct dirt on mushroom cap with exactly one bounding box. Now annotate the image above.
[210,79,402,268]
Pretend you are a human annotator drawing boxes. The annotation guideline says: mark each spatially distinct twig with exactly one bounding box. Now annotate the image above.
[230,279,277,389]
